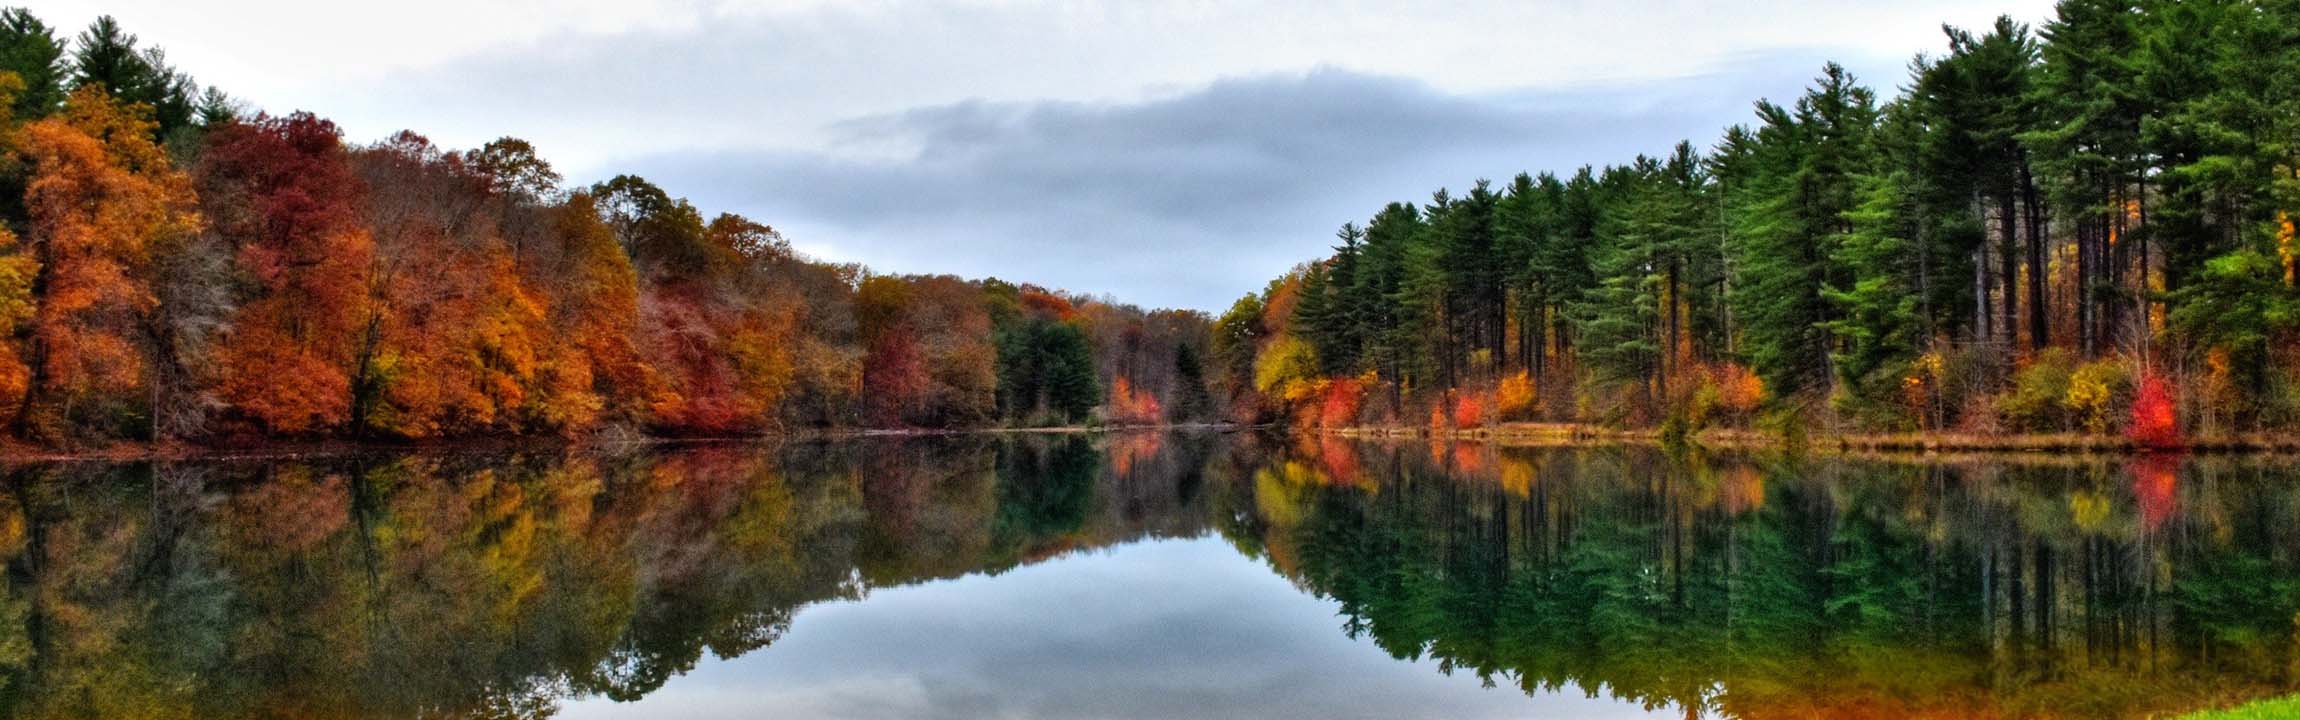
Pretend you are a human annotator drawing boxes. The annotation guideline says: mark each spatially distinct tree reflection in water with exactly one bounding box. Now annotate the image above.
[0,434,2288,719]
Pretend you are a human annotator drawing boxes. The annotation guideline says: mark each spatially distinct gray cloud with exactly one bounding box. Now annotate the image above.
[621,54,1896,312]
[29,1,2054,312]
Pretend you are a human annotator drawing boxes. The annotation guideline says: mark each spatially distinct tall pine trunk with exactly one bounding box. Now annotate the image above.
[2023,160,2047,351]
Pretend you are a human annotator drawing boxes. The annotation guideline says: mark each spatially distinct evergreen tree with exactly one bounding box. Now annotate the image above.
[69,16,198,139]
[1169,342,1214,421]
[1574,159,1666,409]
[0,8,64,120]
[1824,101,1928,404]
[2029,0,2146,351]
[1726,63,1878,396]
[996,316,1101,424]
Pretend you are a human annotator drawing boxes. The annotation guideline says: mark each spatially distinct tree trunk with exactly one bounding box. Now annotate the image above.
[2023,161,2048,351]
[1999,191,2020,349]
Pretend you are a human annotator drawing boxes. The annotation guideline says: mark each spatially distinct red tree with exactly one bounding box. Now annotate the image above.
[198,112,372,434]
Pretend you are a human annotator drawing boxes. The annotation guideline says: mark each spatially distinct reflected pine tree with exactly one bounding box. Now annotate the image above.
[1242,441,2300,719]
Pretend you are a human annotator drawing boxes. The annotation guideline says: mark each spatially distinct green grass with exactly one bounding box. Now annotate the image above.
[2178,695,2300,719]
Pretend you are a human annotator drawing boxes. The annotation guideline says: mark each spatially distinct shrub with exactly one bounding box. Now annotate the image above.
[1318,376,1365,428]
[2128,369,2182,449]
[1495,371,1536,421]
[1936,342,2010,430]
[1832,362,1919,431]
[1659,412,1692,446]
[2000,349,2077,432]
[1758,404,1809,453]
[2263,364,2300,429]
[1901,351,1945,429]
[1451,390,1488,428]
[2063,359,2131,433]
[1251,334,1321,403]
[1688,382,1720,427]
[1713,363,1765,421]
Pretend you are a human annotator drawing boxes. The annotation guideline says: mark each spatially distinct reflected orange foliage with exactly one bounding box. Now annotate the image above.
[1720,464,1766,515]
[2131,454,2182,532]
[1497,453,1536,497]
[227,467,351,554]
[1107,431,1163,478]
[1449,441,1488,475]
[1315,435,1362,484]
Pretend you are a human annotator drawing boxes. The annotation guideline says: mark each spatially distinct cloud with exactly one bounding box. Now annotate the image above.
[618,56,1867,311]
[23,0,2057,311]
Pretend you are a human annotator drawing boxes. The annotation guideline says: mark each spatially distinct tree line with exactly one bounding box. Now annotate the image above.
[1231,0,2300,441]
[0,10,1219,447]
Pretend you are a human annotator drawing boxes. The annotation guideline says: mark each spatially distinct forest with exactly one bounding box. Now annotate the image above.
[9,1,2300,451]
[0,11,1217,448]
[1228,0,2300,444]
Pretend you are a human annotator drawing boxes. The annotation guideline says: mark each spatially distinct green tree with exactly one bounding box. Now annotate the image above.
[1724,63,1878,396]
[995,317,1100,424]
[68,16,197,139]
[0,8,64,120]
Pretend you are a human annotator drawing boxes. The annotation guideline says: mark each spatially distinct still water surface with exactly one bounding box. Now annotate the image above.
[0,433,2294,718]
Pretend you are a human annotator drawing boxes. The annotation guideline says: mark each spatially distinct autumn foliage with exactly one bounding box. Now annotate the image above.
[2128,370,2182,450]
[1495,371,1536,421]
[200,112,370,435]
[13,88,197,438]
[1106,377,1163,426]
[0,23,1217,446]
[1451,391,1487,429]
[1318,376,1365,429]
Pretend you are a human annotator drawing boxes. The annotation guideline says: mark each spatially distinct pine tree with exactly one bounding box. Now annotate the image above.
[1726,63,1878,396]
[68,17,198,139]
[0,8,64,120]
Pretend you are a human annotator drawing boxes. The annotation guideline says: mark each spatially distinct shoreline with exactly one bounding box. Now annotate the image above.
[1326,422,2300,455]
[0,422,1253,464]
[7,420,2298,462]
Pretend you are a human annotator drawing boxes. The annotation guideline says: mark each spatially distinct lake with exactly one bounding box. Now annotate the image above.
[0,432,2292,718]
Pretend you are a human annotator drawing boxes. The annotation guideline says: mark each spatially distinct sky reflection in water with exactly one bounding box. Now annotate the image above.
[560,536,1653,719]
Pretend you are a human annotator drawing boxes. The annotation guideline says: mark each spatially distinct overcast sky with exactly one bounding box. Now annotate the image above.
[29,1,2053,312]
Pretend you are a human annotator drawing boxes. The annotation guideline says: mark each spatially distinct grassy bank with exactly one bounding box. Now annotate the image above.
[2175,695,2300,719]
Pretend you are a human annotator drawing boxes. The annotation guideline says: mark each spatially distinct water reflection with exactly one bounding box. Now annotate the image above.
[0,435,2290,718]
[1243,439,2300,719]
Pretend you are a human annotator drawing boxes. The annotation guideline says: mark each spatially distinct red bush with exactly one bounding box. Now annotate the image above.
[1451,391,1487,428]
[1319,377,1365,428]
[2127,370,2182,449]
